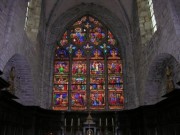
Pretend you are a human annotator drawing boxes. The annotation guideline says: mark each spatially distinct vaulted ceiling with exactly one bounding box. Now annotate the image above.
[44,0,134,28]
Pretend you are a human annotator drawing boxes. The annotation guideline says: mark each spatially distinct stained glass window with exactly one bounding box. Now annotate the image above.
[53,15,124,111]
[24,1,30,30]
[148,0,157,33]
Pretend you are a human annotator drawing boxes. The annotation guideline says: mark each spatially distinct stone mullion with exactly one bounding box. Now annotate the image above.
[86,53,90,111]
[104,54,108,110]
[67,28,72,111]
[86,19,91,111]
[104,26,109,110]
[68,55,72,111]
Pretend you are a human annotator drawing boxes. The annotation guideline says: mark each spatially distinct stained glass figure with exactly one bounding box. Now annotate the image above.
[90,91,105,110]
[90,61,104,74]
[71,92,86,110]
[71,76,86,91]
[72,61,86,74]
[90,77,105,90]
[108,50,123,110]
[53,15,123,111]
[71,52,87,110]
[54,61,69,74]
[108,61,122,74]
[53,92,68,110]
[90,48,105,110]
[54,75,68,91]
[108,91,124,109]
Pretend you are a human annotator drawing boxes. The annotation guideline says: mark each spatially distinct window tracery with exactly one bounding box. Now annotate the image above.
[53,15,124,111]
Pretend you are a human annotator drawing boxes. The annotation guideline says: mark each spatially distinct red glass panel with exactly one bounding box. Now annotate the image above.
[108,31,116,45]
[71,92,87,110]
[60,31,68,46]
[108,91,124,109]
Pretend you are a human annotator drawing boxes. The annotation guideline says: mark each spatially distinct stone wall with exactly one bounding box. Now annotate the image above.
[169,0,180,36]
[0,0,41,106]
[2,54,35,105]
[133,0,180,105]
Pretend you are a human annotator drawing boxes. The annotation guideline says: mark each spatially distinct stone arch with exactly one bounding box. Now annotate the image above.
[144,53,180,105]
[2,54,35,106]
[42,3,137,109]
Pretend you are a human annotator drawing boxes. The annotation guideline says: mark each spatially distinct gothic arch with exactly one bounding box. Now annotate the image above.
[52,15,124,111]
[3,54,35,106]
[144,53,180,105]
[42,3,137,109]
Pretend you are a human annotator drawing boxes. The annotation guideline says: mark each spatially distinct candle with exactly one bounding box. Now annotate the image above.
[71,118,73,126]
[65,118,66,126]
[99,118,101,126]
[78,118,80,126]
[112,118,114,126]
[106,118,107,126]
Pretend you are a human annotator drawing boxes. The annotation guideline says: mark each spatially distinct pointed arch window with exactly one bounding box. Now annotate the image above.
[52,15,124,111]
[137,0,157,44]
[24,0,42,41]
[148,0,157,33]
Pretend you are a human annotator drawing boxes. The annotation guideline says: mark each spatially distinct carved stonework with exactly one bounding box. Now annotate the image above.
[166,66,174,93]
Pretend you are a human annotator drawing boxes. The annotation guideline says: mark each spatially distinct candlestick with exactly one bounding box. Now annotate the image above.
[65,118,66,126]
[99,118,101,127]
[78,118,80,126]
[71,118,73,126]
[106,118,107,126]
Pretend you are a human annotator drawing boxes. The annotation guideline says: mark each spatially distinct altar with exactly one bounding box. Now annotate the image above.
[83,113,97,135]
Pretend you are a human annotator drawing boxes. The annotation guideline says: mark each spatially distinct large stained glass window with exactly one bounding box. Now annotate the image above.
[53,15,124,111]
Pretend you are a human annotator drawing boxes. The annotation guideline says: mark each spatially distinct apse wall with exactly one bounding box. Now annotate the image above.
[133,0,180,105]
[0,0,41,106]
